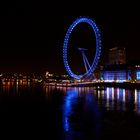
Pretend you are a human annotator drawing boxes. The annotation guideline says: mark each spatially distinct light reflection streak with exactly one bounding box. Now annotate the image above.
[63,88,79,132]
[101,89,105,99]
[106,88,110,109]
[135,89,137,104]
[123,89,125,102]
[93,87,140,114]
[117,88,120,100]
[134,90,140,114]
[112,88,114,101]
[107,88,109,100]
[61,87,101,139]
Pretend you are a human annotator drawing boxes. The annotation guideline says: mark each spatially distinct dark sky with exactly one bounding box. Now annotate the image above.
[0,1,140,74]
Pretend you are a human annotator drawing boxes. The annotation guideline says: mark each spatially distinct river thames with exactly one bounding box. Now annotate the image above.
[0,83,140,140]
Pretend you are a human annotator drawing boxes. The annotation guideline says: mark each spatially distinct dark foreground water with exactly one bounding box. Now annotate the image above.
[1,84,140,140]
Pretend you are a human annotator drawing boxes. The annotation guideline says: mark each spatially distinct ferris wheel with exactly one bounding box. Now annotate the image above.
[63,17,102,80]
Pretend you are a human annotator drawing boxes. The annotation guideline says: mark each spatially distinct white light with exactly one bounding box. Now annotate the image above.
[135,89,137,104]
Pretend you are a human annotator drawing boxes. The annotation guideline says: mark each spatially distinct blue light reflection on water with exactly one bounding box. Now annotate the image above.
[60,86,140,138]
[95,87,140,114]
[62,87,102,140]
[63,88,78,132]
[2,83,140,139]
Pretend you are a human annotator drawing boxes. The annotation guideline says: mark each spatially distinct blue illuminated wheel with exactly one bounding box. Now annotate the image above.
[63,17,102,80]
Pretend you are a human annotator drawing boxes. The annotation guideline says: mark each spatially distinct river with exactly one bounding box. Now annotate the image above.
[0,84,140,140]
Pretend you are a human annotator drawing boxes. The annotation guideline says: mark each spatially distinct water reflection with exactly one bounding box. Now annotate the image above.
[2,83,140,116]
[63,88,78,132]
[135,89,140,114]
[2,83,140,139]
[62,87,101,140]
[42,86,140,115]
[93,87,140,114]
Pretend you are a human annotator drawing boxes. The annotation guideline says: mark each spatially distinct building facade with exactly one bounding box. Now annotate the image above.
[101,64,140,83]
[108,47,126,65]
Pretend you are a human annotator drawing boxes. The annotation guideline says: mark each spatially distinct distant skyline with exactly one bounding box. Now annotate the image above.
[0,1,140,74]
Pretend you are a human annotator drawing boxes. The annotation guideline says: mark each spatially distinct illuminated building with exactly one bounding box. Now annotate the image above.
[100,47,140,83]
[101,63,140,83]
[101,64,129,82]
[109,47,126,65]
[134,65,140,81]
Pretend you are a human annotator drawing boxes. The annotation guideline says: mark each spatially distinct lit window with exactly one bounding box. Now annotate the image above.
[137,71,140,80]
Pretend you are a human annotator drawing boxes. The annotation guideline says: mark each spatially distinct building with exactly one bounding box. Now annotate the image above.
[100,47,140,83]
[101,64,140,83]
[109,47,126,65]
[101,64,130,83]
[129,63,140,82]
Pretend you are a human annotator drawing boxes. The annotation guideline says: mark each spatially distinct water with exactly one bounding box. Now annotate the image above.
[1,84,140,139]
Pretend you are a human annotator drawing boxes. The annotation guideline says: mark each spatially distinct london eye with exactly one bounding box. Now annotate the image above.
[63,17,102,80]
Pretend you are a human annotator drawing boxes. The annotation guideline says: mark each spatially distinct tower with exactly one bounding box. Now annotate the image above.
[108,47,126,65]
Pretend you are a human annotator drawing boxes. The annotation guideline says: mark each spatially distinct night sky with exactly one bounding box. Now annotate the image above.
[0,1,140,74]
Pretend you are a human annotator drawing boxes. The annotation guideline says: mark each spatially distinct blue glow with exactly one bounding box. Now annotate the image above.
[63,88,79,132]
[102,71,126,83]
[63,17,102,80]
[128,71,132,80]
[136,71,140,80]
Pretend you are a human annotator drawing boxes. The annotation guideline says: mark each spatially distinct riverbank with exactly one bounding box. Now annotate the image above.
[71,82,140,89]
[44,82,140,89]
